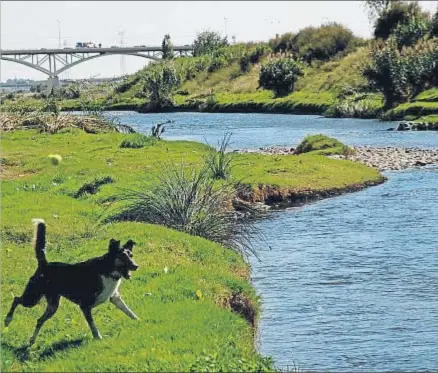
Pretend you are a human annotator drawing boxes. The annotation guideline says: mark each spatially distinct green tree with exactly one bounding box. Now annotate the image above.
[258,59,304,97]
[373,1,429,40]
[393,15,430,48]
[162,34,174,60]
[142,63,181,109]
[431,10,438,37]
[192,30,228,56]
[363,39,408,108]
[363,0,398,22]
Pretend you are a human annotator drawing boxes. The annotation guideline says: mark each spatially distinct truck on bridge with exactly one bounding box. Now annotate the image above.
[75,42,101,48]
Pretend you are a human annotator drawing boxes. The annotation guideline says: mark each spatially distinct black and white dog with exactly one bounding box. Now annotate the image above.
[4,219,139,345]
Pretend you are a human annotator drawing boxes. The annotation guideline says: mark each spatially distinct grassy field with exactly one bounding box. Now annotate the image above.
[1,128,383,372]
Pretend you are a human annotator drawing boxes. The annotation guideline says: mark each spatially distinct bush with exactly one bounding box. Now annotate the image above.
[269,32,295,53]
[193,30,228,56]
[239,45,270,73]
[142,62,181,109]
[208,55,228,73]
[115,75,140,93]
[162,34,174,59]
[112,162,261,257]
[363,38,408,108]
[57,84,81,99]
[293,23,357,63]
[270,24,360,63]
[120,133,156,148]
[295,134,345,154]
[363,37,438,107]
[373,1,429,40]
[393,15,430,48]
[431,10,438,37]
[259,59,304,97]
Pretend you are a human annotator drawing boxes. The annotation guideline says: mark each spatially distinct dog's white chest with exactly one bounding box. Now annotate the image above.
[94,275,121,306]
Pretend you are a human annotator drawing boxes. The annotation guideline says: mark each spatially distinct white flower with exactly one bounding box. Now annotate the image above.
[164,266,169,274]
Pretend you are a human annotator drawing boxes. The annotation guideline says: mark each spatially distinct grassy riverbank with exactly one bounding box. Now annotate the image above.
[1,128,383,372]
[1,44,436,124]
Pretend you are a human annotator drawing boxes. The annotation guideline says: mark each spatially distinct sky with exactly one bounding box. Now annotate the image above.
[1,1,437,82]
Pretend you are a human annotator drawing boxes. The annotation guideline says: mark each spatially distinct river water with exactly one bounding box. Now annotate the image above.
[110,112,438,372]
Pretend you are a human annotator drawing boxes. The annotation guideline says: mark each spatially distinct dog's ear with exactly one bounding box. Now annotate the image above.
[123,239,136,251]
[108,238,121,253]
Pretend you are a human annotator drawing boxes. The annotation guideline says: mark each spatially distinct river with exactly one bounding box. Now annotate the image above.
[109,112,438,372]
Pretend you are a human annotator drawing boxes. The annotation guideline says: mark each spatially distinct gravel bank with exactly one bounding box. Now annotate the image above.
[235,146,438,171]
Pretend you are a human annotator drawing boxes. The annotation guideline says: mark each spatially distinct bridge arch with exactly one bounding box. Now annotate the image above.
[1,52,162,78]
[1,56,53,77]
[54,52,161,75]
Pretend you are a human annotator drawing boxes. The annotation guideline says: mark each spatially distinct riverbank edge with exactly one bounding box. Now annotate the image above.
[238,177,387,209]
[57,101,438,127]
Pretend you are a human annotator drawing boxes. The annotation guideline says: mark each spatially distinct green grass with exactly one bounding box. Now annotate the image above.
[414,88,438,102]
[414,114,438,124]
[1,129,383,371]
[120,133,157,149]
[295,134,344,155]
[385,101,438,120]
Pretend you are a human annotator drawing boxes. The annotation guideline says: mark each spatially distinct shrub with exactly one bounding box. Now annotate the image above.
[363,38,408,108]
[239,54,251,73]
[193,30,228,56]
[431,10,438,37]
[239,45,270,73]
[112,162,261,257]
[40,96,60,115]
[373,1,428,40]
[162,34,174,59]
[393,15,430,48]
[208,55,228,73]
[115,75,140,93]
[295,134,345,154]
[259,59,304,97]
[120,133,156,148]
[142,62,181,109]
[363,37,438,107]
[57,84,81,99]
[326,93,384,118]
[269,32,295,53]
[293,23,357,62]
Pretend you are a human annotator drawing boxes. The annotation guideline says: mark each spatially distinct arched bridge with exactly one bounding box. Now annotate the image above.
[1,45,193,88]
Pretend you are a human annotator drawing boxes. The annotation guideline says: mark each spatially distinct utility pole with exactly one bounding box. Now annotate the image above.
[118,30,126,76]
[57,20,61,48]
[224,17,228,39]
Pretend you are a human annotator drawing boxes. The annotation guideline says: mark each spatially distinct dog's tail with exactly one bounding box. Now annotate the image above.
[32,219,47,267]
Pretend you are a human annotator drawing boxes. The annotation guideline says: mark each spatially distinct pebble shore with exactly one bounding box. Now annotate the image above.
[235,146,438,171]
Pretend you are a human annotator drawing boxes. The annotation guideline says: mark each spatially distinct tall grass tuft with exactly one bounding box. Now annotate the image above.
[120,133,157,148]
[112,162,261,258]
[206,132,234,180]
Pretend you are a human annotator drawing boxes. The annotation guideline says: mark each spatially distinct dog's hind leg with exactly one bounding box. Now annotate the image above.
[110,293,139,320]
[29,295,60,346]
[5,277,44,327]
[80,306,102,340]
[4,297,23,326]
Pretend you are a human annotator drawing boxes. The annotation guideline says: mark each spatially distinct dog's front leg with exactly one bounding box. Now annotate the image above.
[80,306,102,340]
[110,293,139,320]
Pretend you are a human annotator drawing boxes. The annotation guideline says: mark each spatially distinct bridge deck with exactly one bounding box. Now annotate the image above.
[1,46,192,55]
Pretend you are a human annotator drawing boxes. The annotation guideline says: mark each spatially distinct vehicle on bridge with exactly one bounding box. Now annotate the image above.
[75,42,101,48]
